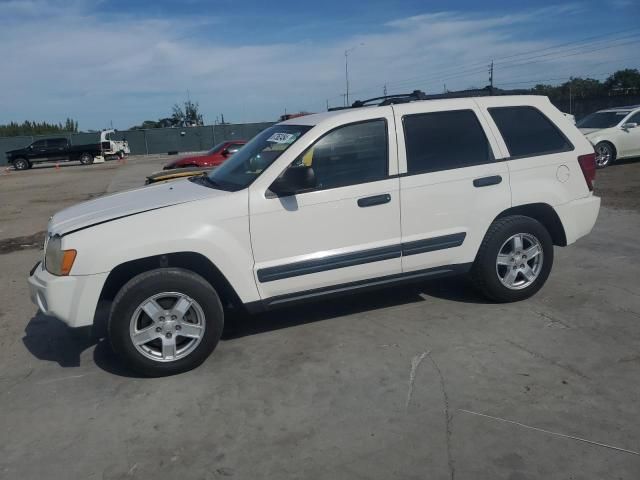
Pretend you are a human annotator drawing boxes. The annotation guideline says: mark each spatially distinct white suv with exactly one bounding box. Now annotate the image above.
[28,94,600,376]
[577,105,640,168]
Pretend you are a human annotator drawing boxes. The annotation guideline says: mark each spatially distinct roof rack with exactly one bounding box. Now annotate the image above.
[328,86,531,111]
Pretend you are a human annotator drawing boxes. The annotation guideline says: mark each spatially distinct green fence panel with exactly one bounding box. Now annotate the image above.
[0,122,275,165]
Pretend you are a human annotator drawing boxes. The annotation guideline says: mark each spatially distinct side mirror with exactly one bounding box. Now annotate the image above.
[622,122,637,130]
[269,166,316,197]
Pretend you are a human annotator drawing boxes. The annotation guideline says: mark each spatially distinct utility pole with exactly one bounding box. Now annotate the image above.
[341,93,347,107]
[326,99,329,111]
[569,82,573,114]
[489,61,494,92]
[443,83,447,93]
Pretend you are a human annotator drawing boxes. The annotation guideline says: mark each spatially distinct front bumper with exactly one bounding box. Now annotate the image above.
[28,262,109,328]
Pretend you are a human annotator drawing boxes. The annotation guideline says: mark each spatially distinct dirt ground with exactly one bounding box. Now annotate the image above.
[594,158,640,212]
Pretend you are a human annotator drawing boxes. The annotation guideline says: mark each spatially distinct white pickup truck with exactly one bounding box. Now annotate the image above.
[28,93,600,376]
[100,129,130,159]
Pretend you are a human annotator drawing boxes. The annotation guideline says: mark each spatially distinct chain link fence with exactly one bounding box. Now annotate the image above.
[0,122,274,166]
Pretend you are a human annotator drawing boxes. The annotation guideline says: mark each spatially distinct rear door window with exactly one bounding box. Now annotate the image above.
[489,106,573,158]
[403,110,492,175]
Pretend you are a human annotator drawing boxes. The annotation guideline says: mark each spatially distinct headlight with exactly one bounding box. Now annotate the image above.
[45,235,77,276]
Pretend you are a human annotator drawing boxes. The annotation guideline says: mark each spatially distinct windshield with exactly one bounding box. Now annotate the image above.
[206,142,227,155]
[205,124,312,191]
[577,111,629,129]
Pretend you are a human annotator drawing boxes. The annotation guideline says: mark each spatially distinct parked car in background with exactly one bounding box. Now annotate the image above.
[163,140,246,170]
[577,105,640,168]
[28,92,600,376]
[5,138,104,170]
[100,129,130,159]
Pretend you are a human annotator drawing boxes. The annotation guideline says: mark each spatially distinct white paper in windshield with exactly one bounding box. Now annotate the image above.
[266,132,297,144]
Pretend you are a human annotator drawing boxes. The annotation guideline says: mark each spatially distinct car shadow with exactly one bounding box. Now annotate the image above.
[22,275,489,377]
[225,275,489,339]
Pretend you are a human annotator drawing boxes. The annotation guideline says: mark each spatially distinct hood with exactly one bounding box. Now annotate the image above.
[579,128,602,135]
[49,178,223,236]
[6,147,25,155]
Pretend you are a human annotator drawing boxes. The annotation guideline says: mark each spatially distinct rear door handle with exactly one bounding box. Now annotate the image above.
[357,194,391,207]
[473,175,502,188]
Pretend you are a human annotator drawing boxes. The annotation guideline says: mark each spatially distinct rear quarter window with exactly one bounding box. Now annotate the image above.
[489,106,573,158]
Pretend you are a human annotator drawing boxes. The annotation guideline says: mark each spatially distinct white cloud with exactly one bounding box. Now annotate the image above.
[0,1,635,129]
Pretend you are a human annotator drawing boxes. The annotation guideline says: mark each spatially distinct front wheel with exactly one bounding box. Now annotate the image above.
[594,142,615,168]
[108,268,224,376]
[79,153,94,165]
[471,215,553,303]
[13,158,31,170]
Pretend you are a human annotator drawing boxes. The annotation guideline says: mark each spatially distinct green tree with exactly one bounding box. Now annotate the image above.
[171,100,204,127]
[604,69,640,93]
[0,119,79,137]
[562,77,605,98]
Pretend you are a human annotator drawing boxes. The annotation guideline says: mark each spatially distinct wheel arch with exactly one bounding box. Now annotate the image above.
[495,203,567,246]
[99,251,243,310]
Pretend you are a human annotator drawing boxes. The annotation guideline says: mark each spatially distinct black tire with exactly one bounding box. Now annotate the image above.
[471,215,553,303]
[108,268,224,376]
[594,142,616,168]
[79,153,94,165]
[13,158,30,170]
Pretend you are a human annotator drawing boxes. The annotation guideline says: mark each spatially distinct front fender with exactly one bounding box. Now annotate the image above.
[61,195,259,303]
[585,133,619,153]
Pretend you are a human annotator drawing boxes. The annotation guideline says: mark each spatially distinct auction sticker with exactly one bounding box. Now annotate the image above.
[267,132,296,144]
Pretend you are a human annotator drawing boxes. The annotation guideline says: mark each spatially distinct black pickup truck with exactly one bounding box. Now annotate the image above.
[5,138,103,170]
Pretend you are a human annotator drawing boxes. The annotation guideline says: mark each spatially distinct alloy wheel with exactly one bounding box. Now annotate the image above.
[129,292,206,362]
[496,233,544,290]
[595,144,612,168]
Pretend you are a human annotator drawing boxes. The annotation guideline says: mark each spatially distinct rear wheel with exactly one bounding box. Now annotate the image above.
[471,215,553,302]
[13,158,30,170]
[595,142,615,168]
[79,153,94,165]
[108,268,224,376]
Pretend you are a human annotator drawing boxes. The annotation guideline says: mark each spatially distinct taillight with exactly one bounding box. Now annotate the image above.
[578,153,596,191]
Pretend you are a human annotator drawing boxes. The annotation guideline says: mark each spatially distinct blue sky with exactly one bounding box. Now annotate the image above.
[0,0,638,130]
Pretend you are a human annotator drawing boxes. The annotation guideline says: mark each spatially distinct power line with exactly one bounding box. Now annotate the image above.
[331,29,640,102]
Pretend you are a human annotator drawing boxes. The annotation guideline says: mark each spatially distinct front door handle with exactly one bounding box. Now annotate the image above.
[358,194,391,207]
[473,175,502,187]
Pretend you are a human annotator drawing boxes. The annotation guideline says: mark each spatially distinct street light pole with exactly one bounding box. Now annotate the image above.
[344,43,364,106]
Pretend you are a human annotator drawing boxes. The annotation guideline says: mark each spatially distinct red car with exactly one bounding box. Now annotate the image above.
[163,140,246,170]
